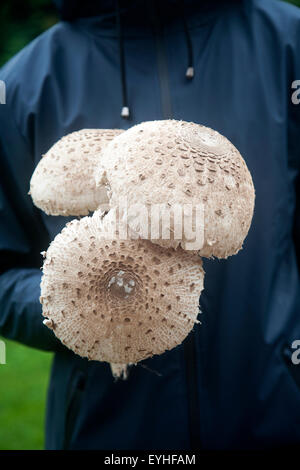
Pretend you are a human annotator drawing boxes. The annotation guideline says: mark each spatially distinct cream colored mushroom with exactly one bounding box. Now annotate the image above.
[40,210,204,367]
[95,120,255,258]
[109,363,130,380]
[30,129,124,216]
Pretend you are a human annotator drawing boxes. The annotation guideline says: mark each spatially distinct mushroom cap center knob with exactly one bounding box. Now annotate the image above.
[108,271,136,299]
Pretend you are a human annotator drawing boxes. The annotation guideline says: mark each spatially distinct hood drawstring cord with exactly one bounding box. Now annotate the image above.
[116,0,130,118]
[116,0,194,119]
[180,1,194,79]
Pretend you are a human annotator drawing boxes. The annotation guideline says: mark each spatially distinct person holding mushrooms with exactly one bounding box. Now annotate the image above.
[0,0,300,451]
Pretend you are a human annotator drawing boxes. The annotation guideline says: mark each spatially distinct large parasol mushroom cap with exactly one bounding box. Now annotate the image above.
[30,129,124,216]
[95,120,255,258]
[41,210,204,365]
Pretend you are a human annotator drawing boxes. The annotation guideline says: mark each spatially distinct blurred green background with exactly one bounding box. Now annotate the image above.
[0,0,299,452]
[0,2,57,451]
[0,338,51,449]
[0,0,58,67]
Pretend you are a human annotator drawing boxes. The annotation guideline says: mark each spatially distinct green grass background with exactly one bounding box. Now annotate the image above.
[0,0,299,452]
[0,338,52,450]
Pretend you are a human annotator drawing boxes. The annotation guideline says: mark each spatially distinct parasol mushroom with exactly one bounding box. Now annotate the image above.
[40,210,204,370]
[95,120,255,258]
[30,128,124,216]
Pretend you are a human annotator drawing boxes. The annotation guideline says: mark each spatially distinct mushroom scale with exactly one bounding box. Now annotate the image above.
[95,120,255,258]
[30,128,124,216]
[41,210,204,364]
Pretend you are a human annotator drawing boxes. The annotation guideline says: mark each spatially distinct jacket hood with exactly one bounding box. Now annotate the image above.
[51,0,239,120]
[53,0,119,20]
[53,0,232,21]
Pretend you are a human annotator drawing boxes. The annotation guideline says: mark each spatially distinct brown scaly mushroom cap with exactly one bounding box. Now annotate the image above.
[95,120,255,258]
[41,210,204,365]
[30,129,124,216]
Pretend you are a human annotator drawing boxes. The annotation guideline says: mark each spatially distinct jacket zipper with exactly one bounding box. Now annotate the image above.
[63,369,86,449]
[148,0,201,450]
[151,2,173,119]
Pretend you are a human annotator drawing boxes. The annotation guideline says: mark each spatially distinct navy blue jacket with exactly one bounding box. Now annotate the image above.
[0,0,300,450]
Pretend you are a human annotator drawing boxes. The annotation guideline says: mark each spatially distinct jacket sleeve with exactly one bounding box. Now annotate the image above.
[0,104,63,352]
[289,16,300,268]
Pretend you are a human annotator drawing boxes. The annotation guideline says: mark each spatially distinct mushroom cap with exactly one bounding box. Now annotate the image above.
[95,120,255,258]
[30,129,124,216]
[41,210,204,364]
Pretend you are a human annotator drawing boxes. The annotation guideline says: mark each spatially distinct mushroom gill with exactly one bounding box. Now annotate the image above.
[30,128,124,216]
[40,210,204,365]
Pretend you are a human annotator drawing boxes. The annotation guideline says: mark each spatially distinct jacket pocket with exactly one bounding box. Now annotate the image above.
[281,343,300,392]
[63,369,86,449]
